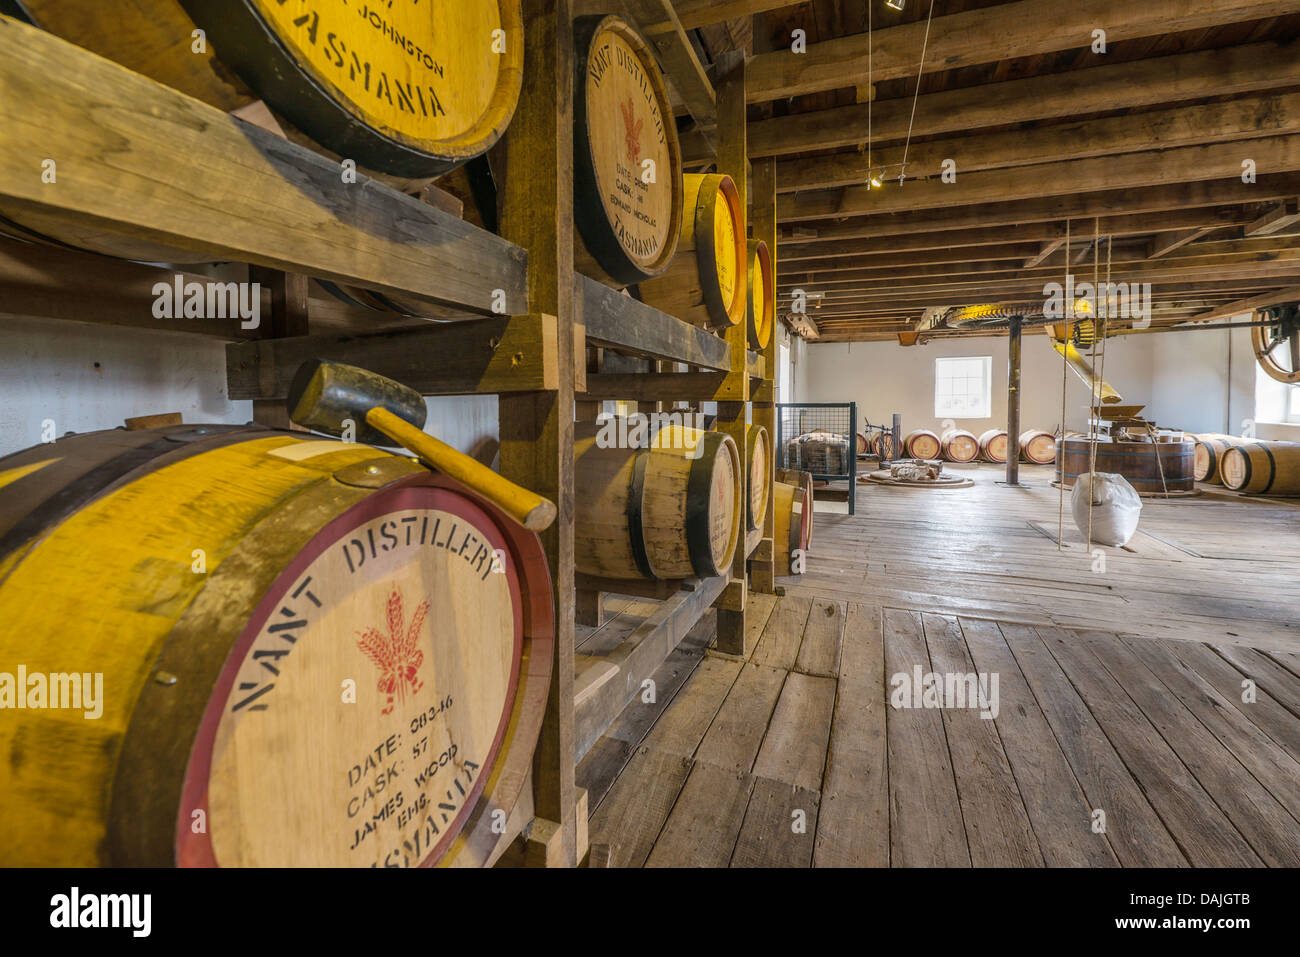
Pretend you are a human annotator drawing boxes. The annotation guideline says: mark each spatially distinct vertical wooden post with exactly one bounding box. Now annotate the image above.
[248,267,308,430]
[498,0,579,867]
[714,55,750,655]
[1005,315,1022,486]
[750,157,778,594]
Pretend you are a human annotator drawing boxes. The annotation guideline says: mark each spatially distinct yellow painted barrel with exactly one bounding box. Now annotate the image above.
[0,425,552,867]
[772,480,812,574]
[747,239,774,350]
[746,424,771,531]
[574,419,741,579]
[14,0,524,178]
[572,15,683,288]
[638,173,746,330]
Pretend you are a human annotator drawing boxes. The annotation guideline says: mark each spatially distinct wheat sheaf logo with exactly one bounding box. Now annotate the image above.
[620,97,643,166]
[356,588,428,716]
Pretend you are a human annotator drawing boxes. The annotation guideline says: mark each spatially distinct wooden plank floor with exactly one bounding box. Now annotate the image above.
[582,468,1300,866]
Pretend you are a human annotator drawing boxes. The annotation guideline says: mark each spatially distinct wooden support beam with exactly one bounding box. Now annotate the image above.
[779,135,1300,222]
[1245,199,1300,235]
[498,0,578,868]
[1186,285,1300,324]
[247,267,310,430]
[0,18,527,316]
[225,315,562,399]
[578,275,730,370]
[740,40,1300,162]
[1146,227,1219,260]
[780,184,1300,245]
[744,0,1300,103]
[777,93,1300,193]
[1024,238,1067,269]
[712,56,750,655]
[583,371,727,401]
[657,0,803,30]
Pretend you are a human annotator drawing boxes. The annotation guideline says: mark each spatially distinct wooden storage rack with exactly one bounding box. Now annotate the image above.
[0,2,777,868]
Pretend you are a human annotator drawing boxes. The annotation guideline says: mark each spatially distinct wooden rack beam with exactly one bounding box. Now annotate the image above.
[0,17,527,316]
[579,274,732,369]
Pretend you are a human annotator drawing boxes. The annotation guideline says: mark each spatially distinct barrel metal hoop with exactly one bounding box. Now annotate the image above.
[625,450,655,579]
[1258,442,1276,494]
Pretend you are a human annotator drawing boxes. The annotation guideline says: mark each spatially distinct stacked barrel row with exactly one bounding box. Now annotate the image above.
[900,429,1057,464]
[1189,433,1300,495]
[2,9,776,349]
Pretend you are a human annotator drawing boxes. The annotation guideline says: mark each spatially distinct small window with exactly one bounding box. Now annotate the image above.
[934,356,992,419]
[1288,386,1300,424]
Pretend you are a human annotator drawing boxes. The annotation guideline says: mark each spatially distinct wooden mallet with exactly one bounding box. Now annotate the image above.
[286,359,557,532]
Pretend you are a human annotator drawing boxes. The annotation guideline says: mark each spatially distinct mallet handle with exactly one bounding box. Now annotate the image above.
[365,407,558,532]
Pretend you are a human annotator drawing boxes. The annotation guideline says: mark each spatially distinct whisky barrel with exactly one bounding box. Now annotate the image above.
[747,239,774,350]
[15,0,524,179]
[1189,433,1248,484]
[1055,436,1195,494]
[978,429,1008,463]
[773,481,813,572]
[574,420,741,579]
[1020,429,1057,464]
[1220,442,1300,495]
[873,431,898,461]
[638,174,746,329]
[775,467,815,548]
[941,428,979,464]
[572,15,682,287]
[856,433,871,455]
[0,424,552,867]
[903,429,941,460]
[746,424,772,531]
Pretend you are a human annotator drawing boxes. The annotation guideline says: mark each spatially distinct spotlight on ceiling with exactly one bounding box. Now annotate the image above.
[885,0,905,10]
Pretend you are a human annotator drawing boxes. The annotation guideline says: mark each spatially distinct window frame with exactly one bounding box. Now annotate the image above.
[933,355,993,420]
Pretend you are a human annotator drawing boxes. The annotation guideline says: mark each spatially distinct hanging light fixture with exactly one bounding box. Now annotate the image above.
[886,0,905,10]
[869,171,883,189]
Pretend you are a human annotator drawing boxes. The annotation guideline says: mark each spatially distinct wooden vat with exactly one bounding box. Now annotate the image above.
[978,429,1008,463]
[1220,442,1300,495]
[941,428,979,463]
[0,425,552,867]
[572,15,682,287]
[573,420,741,580]
[637,173,746,330]
[1055,436,1195,494]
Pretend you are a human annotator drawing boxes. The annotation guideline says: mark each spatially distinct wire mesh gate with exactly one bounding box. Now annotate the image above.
[775,402,857,515]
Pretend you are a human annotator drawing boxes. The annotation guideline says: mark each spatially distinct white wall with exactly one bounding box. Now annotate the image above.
[0,317,498,461]
[796,317,1300,443]
[797,332,1156,437]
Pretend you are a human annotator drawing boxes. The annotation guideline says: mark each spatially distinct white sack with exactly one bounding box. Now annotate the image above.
[1071,472,1142,547]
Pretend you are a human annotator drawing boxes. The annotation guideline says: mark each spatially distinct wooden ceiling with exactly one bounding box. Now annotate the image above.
[646,0,1300,342]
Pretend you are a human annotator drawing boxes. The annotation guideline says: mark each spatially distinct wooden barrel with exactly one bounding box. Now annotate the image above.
[1220,442,1300,495]
[1054,436,1195,494]
[747,239,774,350]
[0,424,552,867]
[746,424,771,531]
[1020,429,1057,464]
[775,467,815,548]
[637,173,746,330]
[1189,433,1248,484]
[572,15,682,287]
[978,429,1008,463]
[856,433,870,455]
[903,429,941,460]
[941,428,979,463]
[574,419,741,579]
[773,481,813,573]
[15,0,524,179]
